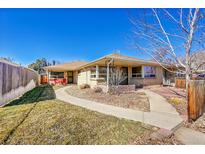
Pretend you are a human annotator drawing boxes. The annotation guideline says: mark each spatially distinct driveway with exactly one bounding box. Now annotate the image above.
[55,86,183,131]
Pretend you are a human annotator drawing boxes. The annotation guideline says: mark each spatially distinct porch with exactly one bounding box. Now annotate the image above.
[86,63,164,88]
[43,61,88,85]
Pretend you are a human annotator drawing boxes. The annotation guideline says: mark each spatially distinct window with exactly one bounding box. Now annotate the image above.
[50,72,64,78]
[132,66,142,78]
[90,67,96,78]
[176,71,185,78]
[90,66,107,79]
[144,66,156,78]
[99,67,107,79]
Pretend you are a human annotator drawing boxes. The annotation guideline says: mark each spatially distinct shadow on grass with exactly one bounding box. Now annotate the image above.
[5,84,56,107]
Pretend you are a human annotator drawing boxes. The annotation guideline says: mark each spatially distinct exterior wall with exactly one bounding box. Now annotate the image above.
[77,67,106,88]
[73,71,78,84]
[77,68,90,85]
[129,66,163,86]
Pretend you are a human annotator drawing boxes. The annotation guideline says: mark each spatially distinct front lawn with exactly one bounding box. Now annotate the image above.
[0,85,152,145]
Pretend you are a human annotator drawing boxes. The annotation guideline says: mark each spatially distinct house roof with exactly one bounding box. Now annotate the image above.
[78,53,161,69]
[43,61,88,72]
[43,53,167,72]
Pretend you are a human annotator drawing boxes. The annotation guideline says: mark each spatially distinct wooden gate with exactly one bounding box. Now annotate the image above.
[188,80,205,121]
[40,75,48,84]
[175,78,186,89]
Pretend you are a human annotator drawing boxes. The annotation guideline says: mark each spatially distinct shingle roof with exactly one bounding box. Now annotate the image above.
[44,53,164,72]
[105,53,153,62]
[105,53,141,61]
[43,61,88,71]
[78,53,160,69]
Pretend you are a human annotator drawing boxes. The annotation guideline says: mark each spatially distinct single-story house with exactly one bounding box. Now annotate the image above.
[43,53,174,91]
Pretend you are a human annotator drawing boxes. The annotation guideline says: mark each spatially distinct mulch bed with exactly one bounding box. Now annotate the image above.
[133,128,182,145]
[184,114,205,134]
[66,86,150,112]
[144,85,187,115]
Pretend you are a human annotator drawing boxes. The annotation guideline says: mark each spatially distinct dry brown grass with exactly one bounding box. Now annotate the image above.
[0,85,151,145]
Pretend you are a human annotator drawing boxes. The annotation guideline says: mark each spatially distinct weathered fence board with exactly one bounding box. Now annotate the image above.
[0,60,39,105]
[175,78,186,89]
[188,80,205,121]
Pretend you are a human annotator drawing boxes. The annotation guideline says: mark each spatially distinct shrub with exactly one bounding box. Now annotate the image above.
[93,87,102,93]
[79,84,90,89]
[108,86,121,95]
[169,97,185,105]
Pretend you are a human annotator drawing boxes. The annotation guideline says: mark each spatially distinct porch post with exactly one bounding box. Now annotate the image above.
[106,58,114,92]
[141,66,144,78]
[96,65,99,79]
[107,63,109,89]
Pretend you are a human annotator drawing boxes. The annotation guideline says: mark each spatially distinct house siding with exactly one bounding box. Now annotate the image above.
[77,69,89,85]
[73,71,78,84]
[77,65,164,88]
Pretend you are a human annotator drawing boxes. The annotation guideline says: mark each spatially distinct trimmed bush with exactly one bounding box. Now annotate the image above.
[93,87,102,93]
[79,84,90,89]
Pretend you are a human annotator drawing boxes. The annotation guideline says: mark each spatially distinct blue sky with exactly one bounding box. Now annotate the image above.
[0,8,149,66]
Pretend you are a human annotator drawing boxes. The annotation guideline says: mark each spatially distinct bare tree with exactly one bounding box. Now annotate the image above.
[190,51,205,73]
[129,8,205,100]
[108,67,126,94]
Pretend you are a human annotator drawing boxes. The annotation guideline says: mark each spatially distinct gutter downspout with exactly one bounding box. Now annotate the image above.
[106,58,114,92]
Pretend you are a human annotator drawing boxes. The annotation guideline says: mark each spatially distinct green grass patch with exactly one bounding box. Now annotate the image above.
[0,85,152,145]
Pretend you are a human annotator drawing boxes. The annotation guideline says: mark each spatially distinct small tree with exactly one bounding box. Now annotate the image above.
[28,58,48,74]
[129,8,205,96]
[28,58,61,74]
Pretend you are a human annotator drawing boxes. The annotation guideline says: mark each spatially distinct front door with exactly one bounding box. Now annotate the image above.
[120,67,128,85]
[67,71,73,84]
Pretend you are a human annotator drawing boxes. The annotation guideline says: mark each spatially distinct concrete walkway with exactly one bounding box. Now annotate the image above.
[175,127,205,144]
[55,86,183,131]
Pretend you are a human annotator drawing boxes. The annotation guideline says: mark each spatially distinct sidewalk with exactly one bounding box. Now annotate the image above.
[175,127,205,144]
[55,86,183,131]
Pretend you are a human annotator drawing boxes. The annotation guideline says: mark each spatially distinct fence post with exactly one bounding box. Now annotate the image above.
[187,82,191,122]
[188,80,205,121]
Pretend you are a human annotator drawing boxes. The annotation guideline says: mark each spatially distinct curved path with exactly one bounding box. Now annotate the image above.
[55,86,183,131]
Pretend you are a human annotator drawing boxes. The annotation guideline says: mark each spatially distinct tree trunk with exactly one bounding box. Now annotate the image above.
[186,8,199,122]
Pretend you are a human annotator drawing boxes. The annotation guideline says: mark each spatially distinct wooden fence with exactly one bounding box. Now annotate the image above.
[188,80,205,121]
[0,60,39,105]
[175,78,186,89]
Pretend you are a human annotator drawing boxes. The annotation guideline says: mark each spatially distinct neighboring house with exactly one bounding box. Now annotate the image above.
[43,53,174,91]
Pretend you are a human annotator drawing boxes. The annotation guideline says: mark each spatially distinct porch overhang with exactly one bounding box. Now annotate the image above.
[79,57,162,69]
